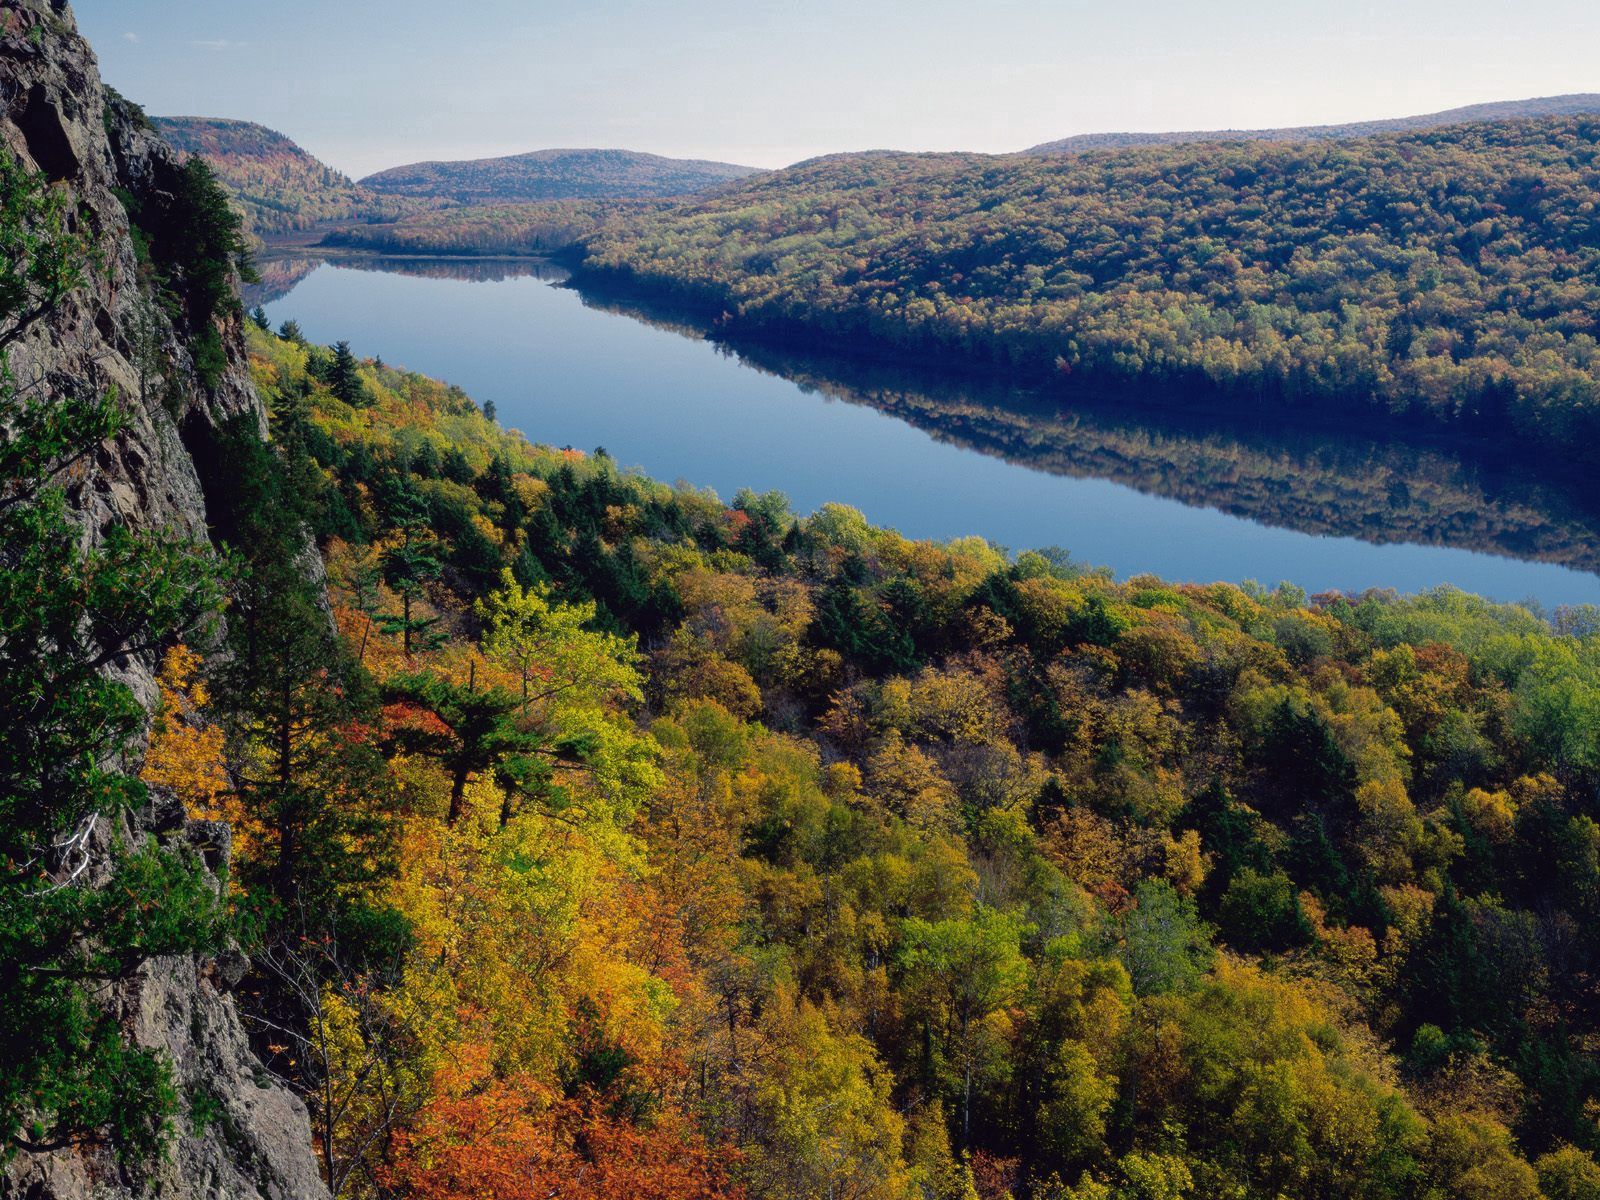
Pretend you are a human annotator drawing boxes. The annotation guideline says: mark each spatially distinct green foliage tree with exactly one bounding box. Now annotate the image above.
[326,340,365,407]
[208,416,394,916]
[1115,880,1212,995]
[380,509,445,656]
[382,668,547,825]
[898,907,1031,1148]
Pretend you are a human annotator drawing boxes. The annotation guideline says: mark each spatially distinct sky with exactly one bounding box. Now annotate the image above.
[76,0,1600,178]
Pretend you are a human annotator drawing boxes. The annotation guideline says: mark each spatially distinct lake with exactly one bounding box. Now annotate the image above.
[257,256,1600,609]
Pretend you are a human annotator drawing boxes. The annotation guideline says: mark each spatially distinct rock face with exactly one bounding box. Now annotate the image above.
[1,2,327,1197]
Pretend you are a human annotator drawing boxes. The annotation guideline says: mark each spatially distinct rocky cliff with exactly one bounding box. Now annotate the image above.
[1,2,326,1197]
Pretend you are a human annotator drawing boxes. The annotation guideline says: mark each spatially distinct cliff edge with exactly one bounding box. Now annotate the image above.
[1,2,326,1197]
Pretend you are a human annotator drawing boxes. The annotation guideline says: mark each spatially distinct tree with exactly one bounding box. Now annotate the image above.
[477,568,643,711]
[209,417,394,915]
[1115,880,1212,996]
[746,990,914,1200]
[382,666,546,826]
[1537,1146,1600,1200]
[0,151,227,1160]
[380,510,445,657]
[898,907,1031,1148]
[327,340,365,407]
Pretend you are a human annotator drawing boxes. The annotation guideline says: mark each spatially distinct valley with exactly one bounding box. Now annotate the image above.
[10,3,1600,1198]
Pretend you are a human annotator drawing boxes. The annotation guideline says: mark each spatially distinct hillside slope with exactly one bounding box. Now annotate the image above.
[579,115,1600,462]
[154,115,428,236]
[1025,92,1600,154]
[360,146,762,202]
[227,308,1600,1198]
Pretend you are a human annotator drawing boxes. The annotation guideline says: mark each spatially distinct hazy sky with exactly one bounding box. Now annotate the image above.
[75,0,1600,178]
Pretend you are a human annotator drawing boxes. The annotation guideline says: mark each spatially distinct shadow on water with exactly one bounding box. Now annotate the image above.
[570,281,1600,580]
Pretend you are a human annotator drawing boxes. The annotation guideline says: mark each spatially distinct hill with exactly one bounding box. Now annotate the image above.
[236,314,1600,1199]
[317,197,668,256]
[153,116,431,237]
[580,114,1600,462]
[359,146,762,203]
[1024,92,1600,154]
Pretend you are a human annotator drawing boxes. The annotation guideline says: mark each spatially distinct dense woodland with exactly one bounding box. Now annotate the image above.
[359,148,762,205]
[579,116,1600,461]
[320,199,659,257]
[14,88,1600,1200]
[153,116,435,239]
[1022,94,1600,155]
[181,310,1600,1200]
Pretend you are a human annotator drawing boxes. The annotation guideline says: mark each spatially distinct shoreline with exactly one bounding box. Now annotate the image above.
[255,243,1600,516]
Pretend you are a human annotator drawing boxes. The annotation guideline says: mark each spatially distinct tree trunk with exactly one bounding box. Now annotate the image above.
[447,763,470,825]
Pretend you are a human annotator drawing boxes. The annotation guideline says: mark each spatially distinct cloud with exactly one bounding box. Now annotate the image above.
[189,38,246,50]
[122,31,140,43]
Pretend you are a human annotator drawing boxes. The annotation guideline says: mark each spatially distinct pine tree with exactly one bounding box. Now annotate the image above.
[327,339,365,407]
[380,513,445,657]
[381,666,545,825]
[207,415,394,916]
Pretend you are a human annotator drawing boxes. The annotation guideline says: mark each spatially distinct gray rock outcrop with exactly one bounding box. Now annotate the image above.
[1,2,328,1196]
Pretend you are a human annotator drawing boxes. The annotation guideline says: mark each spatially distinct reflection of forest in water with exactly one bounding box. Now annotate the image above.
[574,286,1600,578]
[246,255,568,308]
[252,255,1600,579]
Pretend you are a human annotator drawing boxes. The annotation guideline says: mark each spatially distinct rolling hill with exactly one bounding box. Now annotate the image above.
[153,116,432,237]
[359,147,763,203]
[579,114,1600,462]
[1024,92,1600,154]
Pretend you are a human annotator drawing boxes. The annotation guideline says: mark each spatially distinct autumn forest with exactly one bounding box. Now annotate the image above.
[10,3,1600,1200]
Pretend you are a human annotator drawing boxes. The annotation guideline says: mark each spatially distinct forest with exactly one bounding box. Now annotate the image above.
[1021,94,1600,155]
[358,148,762,205]
[319,199,659,257]
[576,116,1600,462]
[174,308,1600,1200]
[153,116,434,239]
[11,127,1600,1197]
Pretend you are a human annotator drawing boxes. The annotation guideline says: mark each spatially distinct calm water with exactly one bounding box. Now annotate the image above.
[259,257,1600,608]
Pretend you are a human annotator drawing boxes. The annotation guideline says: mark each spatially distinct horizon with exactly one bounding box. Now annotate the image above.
[75,0,1600,177]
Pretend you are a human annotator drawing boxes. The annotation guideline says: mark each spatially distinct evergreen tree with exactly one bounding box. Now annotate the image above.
[327,340,365,407]
[382,667,546,825]
[380,510,446,657]
[208,418,394,915]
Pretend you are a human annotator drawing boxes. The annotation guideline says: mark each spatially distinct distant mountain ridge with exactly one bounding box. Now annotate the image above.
[154,116,431,237]
[1024,93,1600,155]
[359,147,763,203]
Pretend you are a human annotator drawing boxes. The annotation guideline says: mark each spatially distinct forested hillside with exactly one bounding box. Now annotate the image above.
[360,147,762,203]
[131,306,1600,1199]
[1024,93,1600,154]
[319,198,660,256]
[579,116,1600,462]
[154,116,434,237]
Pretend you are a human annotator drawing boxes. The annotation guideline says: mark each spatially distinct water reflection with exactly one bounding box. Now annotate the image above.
[248,254,566,308]
[259,255,1600,606]
[576,286,1600,579]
